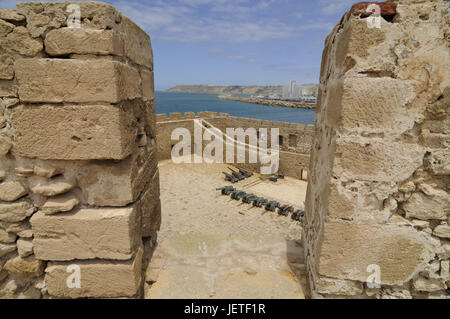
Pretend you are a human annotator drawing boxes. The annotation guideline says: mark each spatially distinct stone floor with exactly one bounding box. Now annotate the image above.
[145,156,308,299]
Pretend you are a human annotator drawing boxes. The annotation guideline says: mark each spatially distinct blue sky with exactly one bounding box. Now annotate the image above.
[0,0,356,90]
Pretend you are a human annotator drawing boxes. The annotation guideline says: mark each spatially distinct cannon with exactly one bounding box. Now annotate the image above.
[222,172,239,183]
[228,167,246,181]
[265,200,280,212]
[242,193,258,204]
[278,205,294,216]
[230,190,246,200]
[269,176,278,182]
[252,197,268,207]
[291,209,304,222]
[238,168,253,178]
[277,174,285,179]
[216,186,235,195]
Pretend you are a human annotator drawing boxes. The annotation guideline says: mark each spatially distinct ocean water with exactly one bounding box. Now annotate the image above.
[155,91,316,125]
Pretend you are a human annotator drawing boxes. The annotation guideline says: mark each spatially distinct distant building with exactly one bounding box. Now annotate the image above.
[282,81,318,100]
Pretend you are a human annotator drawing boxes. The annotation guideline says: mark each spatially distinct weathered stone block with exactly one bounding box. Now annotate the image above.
[45,247,143,298]
[11,104,138,160]
[1,26,43,56]
[0,181,28,201]
[404,188,449,221]
[40,193,79,215]
[334,140,424,182]
[15,59,141,103]
[0,135,12,156]
[17,238,33,257]
[45,28,124,56]
[0,242,16,257]
[0,228,16,243]
[315,276,364,296]
[0,80,16,97]
[141,69,154,101]
[30,206,140,261]
[317,221,439,285]
[0,9,25,22]
[121,15,153,69]
[4,256,44,280]
[30,176,76,196]
[78,146,157,206]
[0,201,34,223]
[138,170,161,237]
[326,77,416,132]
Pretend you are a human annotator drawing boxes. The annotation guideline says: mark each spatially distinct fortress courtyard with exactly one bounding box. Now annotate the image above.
[145,155,308,299]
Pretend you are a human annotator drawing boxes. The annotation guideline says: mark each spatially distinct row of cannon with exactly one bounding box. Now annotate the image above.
[216,186,304,222]
[222,167,253,183]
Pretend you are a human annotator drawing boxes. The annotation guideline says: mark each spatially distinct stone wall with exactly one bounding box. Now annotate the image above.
[156,112,314,179]
[0,2,160,298]
[303,0,449,298]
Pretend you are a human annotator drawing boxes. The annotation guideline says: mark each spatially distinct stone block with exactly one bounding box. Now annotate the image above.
[45,247,143,298]
[140,69,154,101]
[317,220,439,285]
[0,242,16,257]
[15,59,141,103]
[121,15,153,69]
[30,177,76,196]
[78,146,157,206]
[0,181,27,202]
[315,276,364,296]
[4,256,44,280]
[0,201,34,223]
[0,135,12,156]
[138,170,161,237]
[333,140,424,182]
[0,80,16,97]
[404,187,449,221]
[17,238,33,257]
[40,193,79,215]
[0,228,16,243]
[30,206,140,261]
[0,9,25,22]
[45,28,124,56]
[327,77,416,132]
[11,104,138,160]
[1,26,43,57]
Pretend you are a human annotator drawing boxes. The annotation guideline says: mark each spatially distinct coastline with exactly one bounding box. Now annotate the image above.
[218,95,316,109]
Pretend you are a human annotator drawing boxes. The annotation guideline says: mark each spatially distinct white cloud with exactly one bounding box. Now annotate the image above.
[111,0,330,44]
[320,0,354,16]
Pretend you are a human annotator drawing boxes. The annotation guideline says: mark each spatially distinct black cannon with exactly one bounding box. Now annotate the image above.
[238,168,253,178]
[228,167,246,181]
[277,174,285,179]
[291,209,304,222]
[278,205,294,216]
[265,200,280,212]
[216,186,235,195]
[230,190,246,200]
[242,193,258,204]
[252,197,268,208]
[222,172,239,183]
[269,176,278,182]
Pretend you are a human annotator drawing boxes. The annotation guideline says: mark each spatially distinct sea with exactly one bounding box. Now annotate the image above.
[155,91,315,125]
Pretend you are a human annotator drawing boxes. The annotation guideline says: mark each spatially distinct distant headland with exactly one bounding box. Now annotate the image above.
[165,85,284,96]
